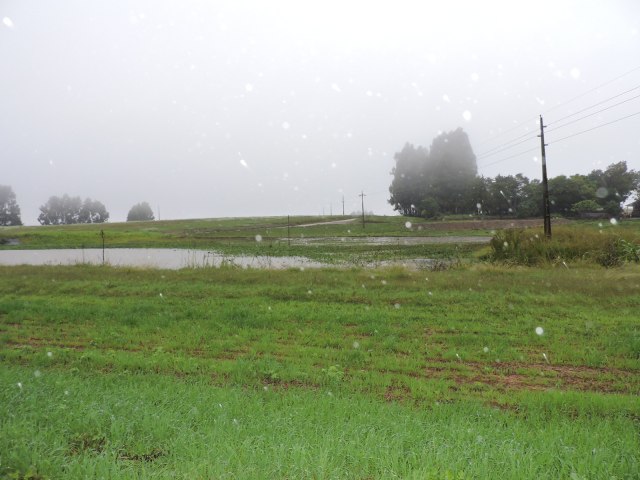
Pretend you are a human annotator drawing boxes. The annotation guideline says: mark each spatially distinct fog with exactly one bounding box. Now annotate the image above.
[1,0,639,224]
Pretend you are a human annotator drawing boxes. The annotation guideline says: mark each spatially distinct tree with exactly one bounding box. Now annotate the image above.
[588,161,639,215]
[425,128,478,214]
[630,196,640,218]
[0,185,22,226]
[79,198,109,223]
[548,175,596,215]
[388,143,428,216]
[571,199,602,215]
[127,202,155,222]
[38,195,109,225]
[388,128,477,216]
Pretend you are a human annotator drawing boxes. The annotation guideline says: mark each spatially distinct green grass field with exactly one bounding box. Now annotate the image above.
[1,261,639,479]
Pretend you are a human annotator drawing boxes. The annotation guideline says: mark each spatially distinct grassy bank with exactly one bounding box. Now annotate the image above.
[1,264,639,478]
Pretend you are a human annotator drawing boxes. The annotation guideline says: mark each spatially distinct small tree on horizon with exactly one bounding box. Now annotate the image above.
[0,185,23,226]
[127,202,155,222]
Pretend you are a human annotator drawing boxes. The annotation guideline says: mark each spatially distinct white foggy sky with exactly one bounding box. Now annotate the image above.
[1,0,639,224]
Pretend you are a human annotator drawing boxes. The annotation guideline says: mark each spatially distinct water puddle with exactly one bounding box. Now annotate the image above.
[0,249,327,270]
[289,236,491,245]
[0,248,453,270]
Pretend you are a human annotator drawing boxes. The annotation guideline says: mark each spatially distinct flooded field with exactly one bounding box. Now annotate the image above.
[0,248,456,270]
[289,235,491,245]
[0,249,328,270]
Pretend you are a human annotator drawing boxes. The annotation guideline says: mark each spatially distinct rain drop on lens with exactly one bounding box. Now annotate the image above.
[255,234,262,242]
[535,326,544,336]
[405,221,412,229]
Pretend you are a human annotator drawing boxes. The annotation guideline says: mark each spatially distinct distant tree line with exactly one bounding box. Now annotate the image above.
[0,189,160,225]
[38,195,110,225]
[389,129,640,218]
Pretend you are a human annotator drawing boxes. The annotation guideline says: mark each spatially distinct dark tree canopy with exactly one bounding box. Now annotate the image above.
[389,131,638,220]
[38,195,109,225]
[0,185,22,226]
[127,202,155,222]
[389,128,477,216]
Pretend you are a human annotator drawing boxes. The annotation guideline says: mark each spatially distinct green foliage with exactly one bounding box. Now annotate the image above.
[488,226,640,267]
[389,129,477,215]
[571,199,601,214]
[0,185,22,226]
[127,201,155,222]
[37,195,109,225]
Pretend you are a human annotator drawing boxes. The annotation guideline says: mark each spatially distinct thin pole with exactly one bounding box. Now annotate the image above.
[359,191,366,229]
[100,229,105,265]
[342,195,345,216]
[539,115,552,238]
[287,215,290,247]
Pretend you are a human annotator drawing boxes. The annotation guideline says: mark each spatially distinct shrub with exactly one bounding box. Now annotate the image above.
[488,226,640,267]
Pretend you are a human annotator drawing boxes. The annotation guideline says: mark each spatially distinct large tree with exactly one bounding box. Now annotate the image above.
[127,202,155,222]
[38,195,109,225]
[548,174,596,216]
[0,185,22,226]
[425,128,477,214]
[388,143,428,216]
[389,128,477,216]
[587,161,639,215]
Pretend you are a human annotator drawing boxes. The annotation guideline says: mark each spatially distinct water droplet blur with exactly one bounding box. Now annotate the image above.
[535,326,544,336]
[609,218,618,225]
[282,121,290,130]
[2,17,14,28]
[405,221,412,229]
[352,341,360,349]
[462,110,472,121]
[17,382,22,389]
[255,234,262,242]
[394,303,401,309]
[483,347,489,353]
[34,370,42,378]
[47,351,53,358]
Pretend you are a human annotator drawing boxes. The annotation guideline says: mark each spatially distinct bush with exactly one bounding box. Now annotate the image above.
[127,202,154,222]
[488,226,640,267]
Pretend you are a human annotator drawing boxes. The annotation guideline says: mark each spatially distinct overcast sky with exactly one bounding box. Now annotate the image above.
[2,0,639,224]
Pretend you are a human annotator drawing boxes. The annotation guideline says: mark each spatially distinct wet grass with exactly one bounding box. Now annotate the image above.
[0,215,492,250]
[1,264,639,478]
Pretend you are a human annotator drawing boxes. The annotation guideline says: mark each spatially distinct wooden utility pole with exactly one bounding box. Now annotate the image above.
[342,195,345,216]
[100,230,105,265]
[538,115,552,238]
[359,191,366,229]
[287,215,290,247]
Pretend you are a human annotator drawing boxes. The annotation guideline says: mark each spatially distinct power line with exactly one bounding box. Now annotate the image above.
[549,110,640,144]
[476,133,538,159]
[474,64,640,149]
[547,84,640,125]
[546,92,640,133]
[543,64,640,115]
[478,146,539,168]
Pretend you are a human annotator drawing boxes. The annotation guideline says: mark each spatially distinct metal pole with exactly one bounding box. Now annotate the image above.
[539,115,552,238]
